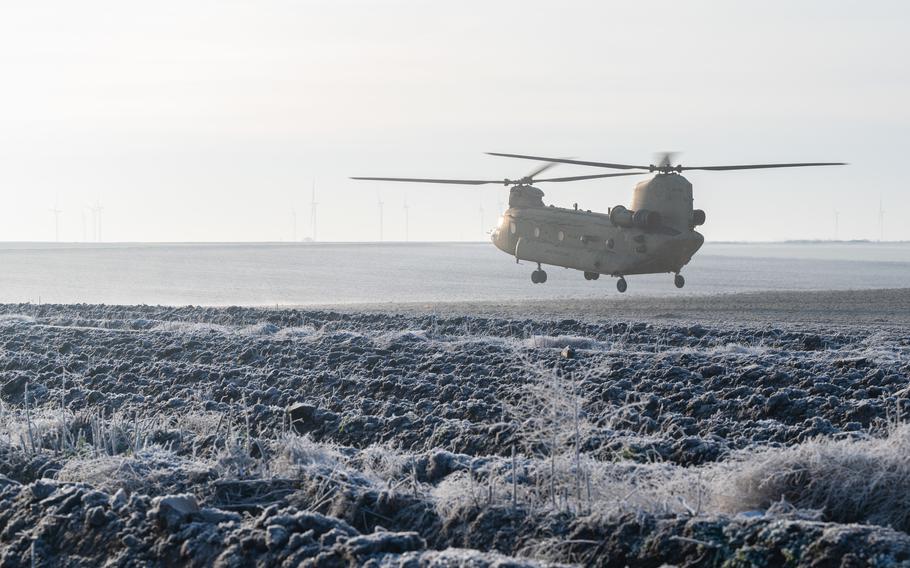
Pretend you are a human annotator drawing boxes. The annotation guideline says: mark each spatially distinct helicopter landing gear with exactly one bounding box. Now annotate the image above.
[674,273,685,289]
[584,271,600,281]
[531,264,548,284]
[616,277,627,293]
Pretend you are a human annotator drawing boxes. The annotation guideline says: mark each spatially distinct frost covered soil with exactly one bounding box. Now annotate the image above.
[0,303,908,566]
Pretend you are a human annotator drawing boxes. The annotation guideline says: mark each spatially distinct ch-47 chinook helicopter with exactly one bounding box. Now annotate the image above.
[353,152,844,292]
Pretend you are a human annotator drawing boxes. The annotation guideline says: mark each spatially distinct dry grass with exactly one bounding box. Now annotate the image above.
[55,446,214,494]
[708,423,910,530]
[7,399,910,533]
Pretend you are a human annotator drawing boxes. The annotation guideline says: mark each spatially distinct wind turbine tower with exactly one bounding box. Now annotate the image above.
[479,201,485,240]
[49,202,62,242]
[403,196,410,242]
[291,208,298,242]
[878,197,885,242]
[89,205,98,241]
[377,193,385,242]
[309,181,318,241]
[92,201,104,242]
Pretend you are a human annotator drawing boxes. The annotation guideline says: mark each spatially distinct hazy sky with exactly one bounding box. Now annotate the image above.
[0,0,907,242]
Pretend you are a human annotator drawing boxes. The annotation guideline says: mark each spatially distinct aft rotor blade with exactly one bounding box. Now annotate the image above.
[679,162,846,171]
[536,172,645,183]
[488,152,649,170]
[350,176,502,185]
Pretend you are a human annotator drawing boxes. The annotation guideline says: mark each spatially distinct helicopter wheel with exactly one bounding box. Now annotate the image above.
[584,271,600,281]
[674,273,685,289]
[616,277,627,293]
[531,270,547,284]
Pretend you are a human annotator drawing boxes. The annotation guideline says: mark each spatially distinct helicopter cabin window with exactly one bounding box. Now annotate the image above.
[510,222,516,235]
[533,227,540,238]
[557,230,565,242]
[606,238,614,249]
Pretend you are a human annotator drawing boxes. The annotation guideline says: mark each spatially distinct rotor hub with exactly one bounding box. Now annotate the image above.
[649,164,684,174]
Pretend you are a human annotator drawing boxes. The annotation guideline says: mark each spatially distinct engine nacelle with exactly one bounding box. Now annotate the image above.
[609,205,635,228]
[611,205,663,230]
[691,209,706,227]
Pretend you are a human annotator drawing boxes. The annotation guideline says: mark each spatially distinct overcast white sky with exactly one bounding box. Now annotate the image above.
[0,0,906,242]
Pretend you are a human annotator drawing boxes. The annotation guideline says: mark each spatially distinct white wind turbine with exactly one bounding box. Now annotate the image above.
[309,180,318,241]
[377,192,385,242]
[878,196,885,242]
[91,201,104,242]
[291,208,298,242]
[403,195,410,242]
[48,200,62,242]
[479,199,485,240]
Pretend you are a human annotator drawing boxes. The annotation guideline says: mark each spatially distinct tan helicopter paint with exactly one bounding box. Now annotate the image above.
[491,174,704,278]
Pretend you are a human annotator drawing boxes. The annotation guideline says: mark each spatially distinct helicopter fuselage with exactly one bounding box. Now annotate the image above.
[490,174,705,278]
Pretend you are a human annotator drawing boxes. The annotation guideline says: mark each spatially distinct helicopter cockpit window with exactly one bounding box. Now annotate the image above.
[510,222,516,235]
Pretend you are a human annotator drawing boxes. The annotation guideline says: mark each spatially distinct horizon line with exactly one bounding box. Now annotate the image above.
[0,239,907,246]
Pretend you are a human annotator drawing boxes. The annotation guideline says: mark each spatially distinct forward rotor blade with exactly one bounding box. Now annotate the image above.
[526,161,559,179]
[536,172,645,183]
[679,162,846,171]
[350,176,502,185]
[488,152,649,170]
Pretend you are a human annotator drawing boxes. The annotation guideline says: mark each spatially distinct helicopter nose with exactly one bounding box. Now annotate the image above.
[661,231,703,265]
[689,231,704,253]
[680,231,705,259]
